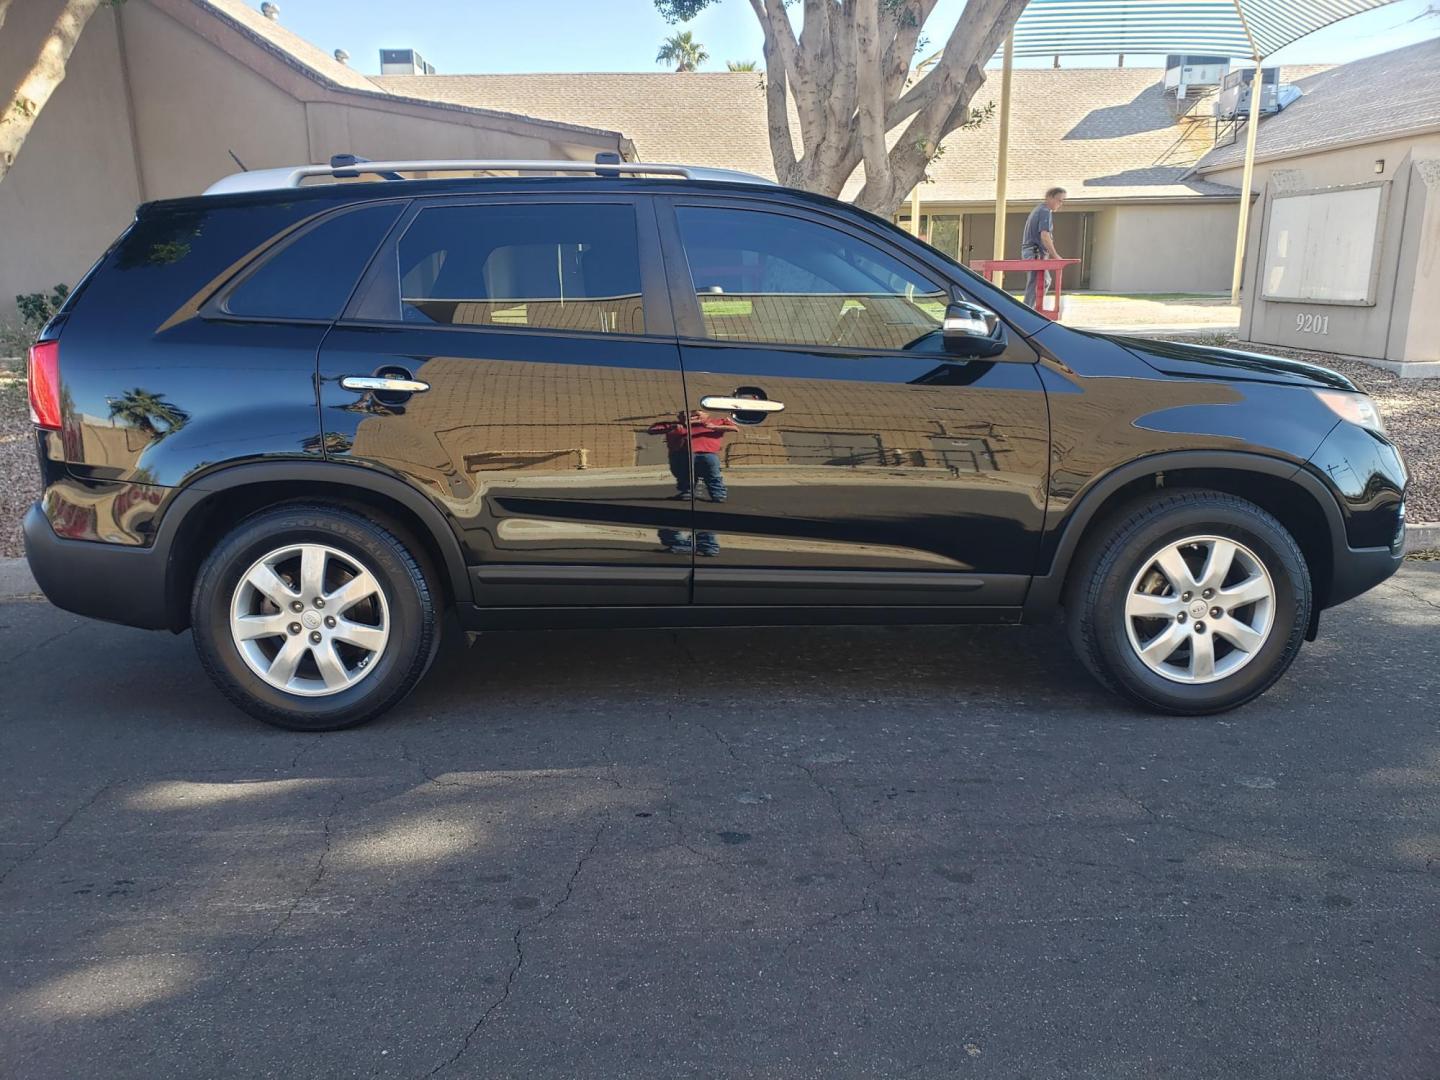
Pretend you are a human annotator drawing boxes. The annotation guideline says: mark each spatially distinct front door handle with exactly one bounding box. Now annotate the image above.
[700,396,784,413]
[341,375,430,394]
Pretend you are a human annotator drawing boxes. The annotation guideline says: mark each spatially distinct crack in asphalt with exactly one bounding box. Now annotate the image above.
[427,822,606,1077]
[781,762,889,958]
[235,791,346,973]
[2,621,84,669]
[0,778,115,887]
[1379,579,1440,615]
[290,735,323,771]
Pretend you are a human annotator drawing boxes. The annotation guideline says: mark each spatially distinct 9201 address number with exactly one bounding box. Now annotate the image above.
[1296,313,1330,335]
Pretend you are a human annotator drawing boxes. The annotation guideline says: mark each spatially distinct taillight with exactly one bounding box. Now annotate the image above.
[27,340,61,430]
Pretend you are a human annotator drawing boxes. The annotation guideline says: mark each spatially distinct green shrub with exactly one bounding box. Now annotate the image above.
[2,284,70,364]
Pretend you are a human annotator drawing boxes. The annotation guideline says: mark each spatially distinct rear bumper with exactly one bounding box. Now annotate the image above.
[23,503,173,630]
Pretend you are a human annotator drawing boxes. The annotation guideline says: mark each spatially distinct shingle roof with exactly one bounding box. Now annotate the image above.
[1194,38,1440,174]
[199,0,380,92]
[369,66,1304,203]
[193,0,629,146]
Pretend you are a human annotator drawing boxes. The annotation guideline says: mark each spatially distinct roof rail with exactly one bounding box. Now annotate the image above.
[202,157,775,196]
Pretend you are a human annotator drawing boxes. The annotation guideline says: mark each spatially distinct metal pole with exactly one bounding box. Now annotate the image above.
[1230,56,1264,305]
[993,32,1014,261]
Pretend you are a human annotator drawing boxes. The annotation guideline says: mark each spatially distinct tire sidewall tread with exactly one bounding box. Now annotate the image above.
[1066,490,1311,716]
[191,504,440,731]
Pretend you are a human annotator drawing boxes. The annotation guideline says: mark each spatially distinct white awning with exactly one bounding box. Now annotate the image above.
[1011,0,1399,60]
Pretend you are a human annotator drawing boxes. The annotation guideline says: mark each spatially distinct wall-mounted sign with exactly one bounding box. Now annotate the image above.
[1261,182,1387,306]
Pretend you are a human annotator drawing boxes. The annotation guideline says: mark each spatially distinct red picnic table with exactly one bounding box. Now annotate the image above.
[969,258,1081,321]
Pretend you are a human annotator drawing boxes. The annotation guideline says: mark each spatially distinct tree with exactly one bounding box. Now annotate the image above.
[0,0,114,184]
[655,30,710,72]
[726,59,761,70]
[654,0,1028,214]
[107,387,189,440]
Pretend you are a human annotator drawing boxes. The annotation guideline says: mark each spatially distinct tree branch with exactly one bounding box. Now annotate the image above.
[747,0,800,181]
[853,0,893,197]
[0,0,106,183]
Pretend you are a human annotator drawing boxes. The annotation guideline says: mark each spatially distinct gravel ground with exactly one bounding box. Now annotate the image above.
[1163,335,1440,524]
[0,340,1433,560]
[0,372,35,559]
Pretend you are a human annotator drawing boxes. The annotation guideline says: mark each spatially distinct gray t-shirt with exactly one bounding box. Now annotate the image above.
[1021,204,1053,253]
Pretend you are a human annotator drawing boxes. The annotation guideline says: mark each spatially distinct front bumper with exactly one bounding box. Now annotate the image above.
[23,503,174,630]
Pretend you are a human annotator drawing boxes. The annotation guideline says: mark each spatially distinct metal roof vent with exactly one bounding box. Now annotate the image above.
[260,2,279,20]
[334,48,350,65]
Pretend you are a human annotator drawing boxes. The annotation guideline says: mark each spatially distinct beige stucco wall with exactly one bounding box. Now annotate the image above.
[0,0,623,322]
[0,4,141,316]
[1204,132,1440,193]
[1085,202,1239,293]
[1238,151,1439,371]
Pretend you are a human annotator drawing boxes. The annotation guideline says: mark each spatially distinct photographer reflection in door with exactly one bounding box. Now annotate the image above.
[649,408,736,557]
[647,409,736,502]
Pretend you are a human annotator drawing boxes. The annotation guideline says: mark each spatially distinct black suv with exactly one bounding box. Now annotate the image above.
[23,158,1407,730]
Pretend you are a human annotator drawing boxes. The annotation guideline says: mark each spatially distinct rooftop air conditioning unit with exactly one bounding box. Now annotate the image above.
[1215,66,1300,119]
[379,48,436,76]
[1163,55,1230,100]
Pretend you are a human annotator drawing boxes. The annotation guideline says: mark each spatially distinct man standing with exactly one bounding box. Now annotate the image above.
[1021,187,1067,310]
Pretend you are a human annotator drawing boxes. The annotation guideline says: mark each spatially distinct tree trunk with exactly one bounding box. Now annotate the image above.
[742,0,1029,217]
[0,0,106,184]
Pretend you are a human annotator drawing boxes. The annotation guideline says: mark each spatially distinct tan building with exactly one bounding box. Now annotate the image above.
[6,0,1436,318]
[0,0,629,314]
[1190,38,1440,374]
[374,66,1318,294]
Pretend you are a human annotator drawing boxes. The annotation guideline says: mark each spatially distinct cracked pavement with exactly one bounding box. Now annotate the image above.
[0,563,1437,1079]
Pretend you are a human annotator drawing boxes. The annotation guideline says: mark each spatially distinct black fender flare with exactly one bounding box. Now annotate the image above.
[158,460,472,623]
[1022,449,1347,619]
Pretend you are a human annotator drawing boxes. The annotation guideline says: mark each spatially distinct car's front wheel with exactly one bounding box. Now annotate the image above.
[191,505,440,730]
[1067,490,1312,715]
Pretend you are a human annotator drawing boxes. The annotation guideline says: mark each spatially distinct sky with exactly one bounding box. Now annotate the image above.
[261,0,1440,75]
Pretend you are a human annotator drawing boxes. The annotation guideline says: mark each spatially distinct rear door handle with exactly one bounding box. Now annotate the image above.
[700,396,784,413]
[341,376,430,394]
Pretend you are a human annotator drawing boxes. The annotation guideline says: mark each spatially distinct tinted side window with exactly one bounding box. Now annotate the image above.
[225,202,403,320]
[394,203,644,334]
[675,206,947,351]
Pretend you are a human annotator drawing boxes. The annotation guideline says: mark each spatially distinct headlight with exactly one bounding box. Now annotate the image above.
[1314,390,1386,434]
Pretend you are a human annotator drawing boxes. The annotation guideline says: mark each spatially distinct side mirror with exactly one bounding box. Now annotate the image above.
[943,301,1006,358]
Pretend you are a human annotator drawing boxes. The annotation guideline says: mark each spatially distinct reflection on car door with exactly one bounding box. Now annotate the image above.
[318,195,693,607]
[660,198,1050,608]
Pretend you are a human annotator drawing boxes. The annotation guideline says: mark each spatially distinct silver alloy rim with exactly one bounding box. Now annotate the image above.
[1123,535,1275,685]
[229,543,390,698]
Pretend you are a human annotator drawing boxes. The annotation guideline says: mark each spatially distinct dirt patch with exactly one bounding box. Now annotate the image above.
[1158,335,1439,525]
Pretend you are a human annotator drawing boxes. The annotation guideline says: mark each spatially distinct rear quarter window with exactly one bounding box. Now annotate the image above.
[71,193,382,337]
[222,202,404,321]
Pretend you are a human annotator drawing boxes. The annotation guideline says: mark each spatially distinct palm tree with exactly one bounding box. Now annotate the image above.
[107,388,189,440]
[725,59,759,72]
[656,31,708,73]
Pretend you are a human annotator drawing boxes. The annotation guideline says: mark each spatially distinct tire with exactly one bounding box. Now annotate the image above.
[1066,490,1311,715]
[191,504,440,731]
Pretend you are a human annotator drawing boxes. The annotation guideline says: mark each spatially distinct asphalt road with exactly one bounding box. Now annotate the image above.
[1,566,1437,1080]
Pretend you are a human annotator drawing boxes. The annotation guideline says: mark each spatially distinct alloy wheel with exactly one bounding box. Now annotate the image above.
[1123,535,1275,685]
[228,543,390,697]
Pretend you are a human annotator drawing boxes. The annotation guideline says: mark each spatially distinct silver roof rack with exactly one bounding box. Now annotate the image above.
[202,158,775,196]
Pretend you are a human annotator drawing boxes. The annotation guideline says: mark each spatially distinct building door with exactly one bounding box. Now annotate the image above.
[319,194,692,607]
[659,197,1050,608]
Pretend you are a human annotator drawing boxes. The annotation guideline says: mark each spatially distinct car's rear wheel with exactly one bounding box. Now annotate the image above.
[192,505,439,730]
[1067,490,1311,715]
